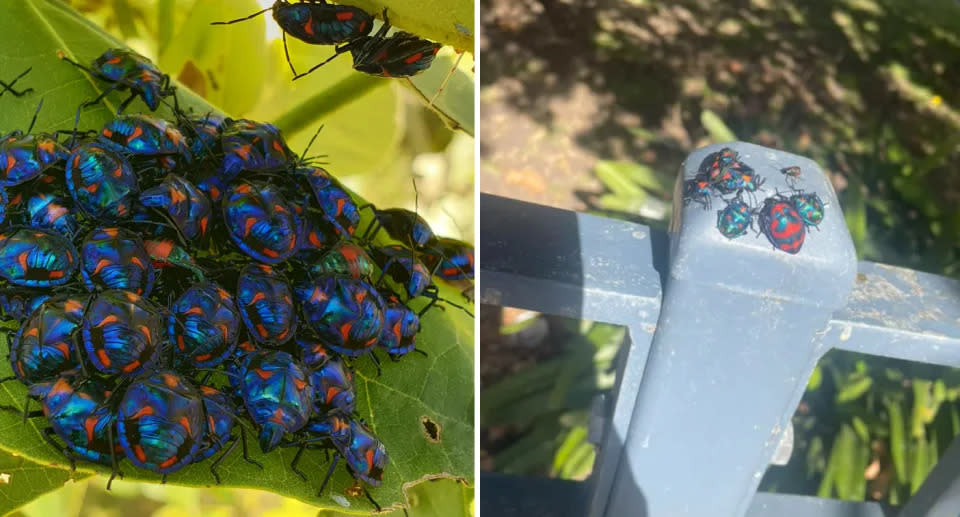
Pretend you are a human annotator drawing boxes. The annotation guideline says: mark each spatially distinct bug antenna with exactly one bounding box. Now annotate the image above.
[0,67,34,98]
[428,50,465,108]
[299,124,325,166]
[211,6,274,25]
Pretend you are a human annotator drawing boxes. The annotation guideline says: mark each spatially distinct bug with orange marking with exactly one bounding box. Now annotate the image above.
[296,166,360,237]
[236,263,298,346]
[233,350,314,452]
[223,180,300,264]
[97,114,193,170]
[0,226,78,287]
[65,143,138,220]
[211,0,374,79]
[294,276,385,358]
[197,119,296,202]
[117,370,206,476]
[81,289,164,378]
[292,9,440,81]
[0,101,71,188]
[289,415,389,510]
[296,340,356,415]
[378,295,424,360]
[24,371,123,486]
[140,174,212,241]
[169,282,241,368]
[58,48,177,114]
[80,227,156,296]
[5,295,87,386]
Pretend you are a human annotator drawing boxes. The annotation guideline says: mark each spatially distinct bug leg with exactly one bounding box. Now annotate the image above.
[413,348,428,358]
[369,351,382,376]
[116,92,139,115]
[292,47,352,81]
[290,444,308,482]
[283,32,297,77]
[240,427,263,469]
[0,67,34,98]
[107,425,123,490]
[81,83,124,111]
[42,427,75,470]
[210,6,273,25]
[427,51,465,108]
[362,486,382,512]
[316,453,340,496]
[209,436,240,485]
[375,8,391,38]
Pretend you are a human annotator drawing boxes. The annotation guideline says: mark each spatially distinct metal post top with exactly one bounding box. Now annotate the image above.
[671,142,857,308]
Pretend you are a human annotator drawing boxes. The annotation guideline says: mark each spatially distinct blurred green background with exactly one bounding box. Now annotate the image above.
[479,0,960,505]
[2,0,474,515]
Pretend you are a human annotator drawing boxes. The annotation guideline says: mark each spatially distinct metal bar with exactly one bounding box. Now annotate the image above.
[479,193,664,516]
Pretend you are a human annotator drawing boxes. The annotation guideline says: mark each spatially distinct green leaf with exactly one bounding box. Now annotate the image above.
[0,0,473,513]
[700,109,737,143]
[835,375,873,404]
[885,397,907,482]
[0,449,91,517]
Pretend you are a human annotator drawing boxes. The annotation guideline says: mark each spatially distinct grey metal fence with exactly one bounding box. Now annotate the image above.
[479,143,960,517]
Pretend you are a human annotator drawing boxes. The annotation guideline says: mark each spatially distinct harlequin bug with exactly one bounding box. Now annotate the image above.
[169,282,241,369]
[80,289,165,378]
[0,67,33,97]
[296,166,360,237]
[6,295,86,385]
[144,239,206,281]
[0,101,71,187]
[236,263,298,346]
[18,192,80,238]
[222,180,300,264]
[80,227,156,296]
[304,348,356,415]
[359,206,435,249]
[66,143,139,220]
[139,174,212,241]
[716,196,754,239]
[0,227,79,287]
[117,370,205,477]
[98,114,192,169]
[24,371,123,487]
[308,241,377,281]
[288,415,388,509]
[379,295,423,360]
[294,276,385,358]
[58,48,178,113]
[233,349,314,452]
[179,112,226,163]
[293,9,440,80]
[789,191,825,228]
[197,119,297,200]
[420,237,474,281]
[211,0,374,77]
[682,175,712,209]
[758,195,806,254]
[0,292,49,322]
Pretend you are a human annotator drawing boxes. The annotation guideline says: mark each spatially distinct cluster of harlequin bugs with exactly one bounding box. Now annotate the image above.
[212,2,442,80]
[0,47,473,512]
[683,147,827,255]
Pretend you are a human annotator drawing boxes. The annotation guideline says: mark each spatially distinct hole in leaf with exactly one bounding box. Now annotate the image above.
[421,416,441,443]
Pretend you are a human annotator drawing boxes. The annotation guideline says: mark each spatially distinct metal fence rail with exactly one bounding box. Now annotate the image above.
[479,142,960,517]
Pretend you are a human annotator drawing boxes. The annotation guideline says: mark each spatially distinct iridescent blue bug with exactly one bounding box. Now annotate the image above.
[66,143,139,220]
[359,207,435,249]
[169,282,241,369]
[223,181,300,264]
[289,415,388,510]
[117,370,205,477]
[58,48,177,113]
[20,192,80,238]
[211,0,374,78]
[302,345,356,415]
[80,227,156,296]
[98,114,192,169]
[26,371,123,487]
[789,191,825,228]
[297,166,360,237]
[682,175,711,209]
[0,292,49,322]
[294,276,385,358]
[233,349,314,452]
[139,174,212,241]
[379,296,423,360]
[81,289,165,377]
[0,101,71,188]
[236,263,298,346]
[0,227,79,287]
[5,296,86,386]
[421,237,474,281]
[716,197,754,239]
[179,112,226,163]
